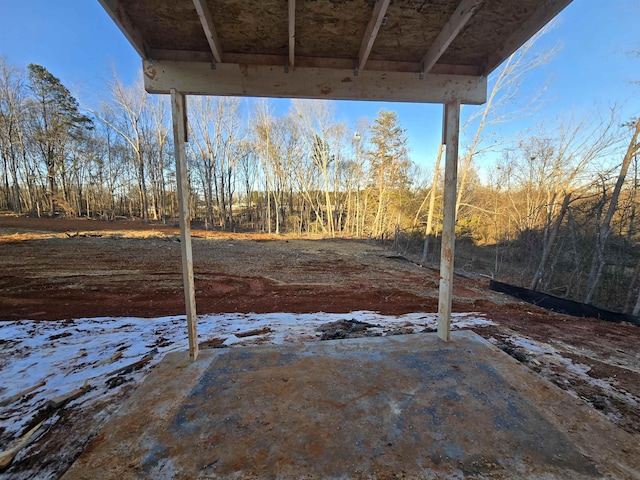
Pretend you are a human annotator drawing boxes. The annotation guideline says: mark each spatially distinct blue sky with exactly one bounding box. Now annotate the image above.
[0,1,638,173]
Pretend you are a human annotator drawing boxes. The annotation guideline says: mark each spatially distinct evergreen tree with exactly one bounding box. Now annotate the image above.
[368,110,410,237]
[27,63,93,216]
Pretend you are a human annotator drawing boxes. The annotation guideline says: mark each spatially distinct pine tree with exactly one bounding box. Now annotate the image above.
[27,64,93,216]
[368,110,410,237]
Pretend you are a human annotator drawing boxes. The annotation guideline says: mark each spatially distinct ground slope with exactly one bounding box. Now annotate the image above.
[1,215,639,478]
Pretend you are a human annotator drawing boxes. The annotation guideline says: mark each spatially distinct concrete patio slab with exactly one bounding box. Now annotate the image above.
[62,331,640,479]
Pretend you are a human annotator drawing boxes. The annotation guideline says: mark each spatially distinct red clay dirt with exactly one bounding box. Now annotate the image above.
[1,214,639,441]
[0,215,476,320]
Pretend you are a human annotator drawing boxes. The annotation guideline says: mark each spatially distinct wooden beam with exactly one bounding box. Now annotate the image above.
[98,0,147,58]
[144,60,487,105]
[149,49,482,76]
[288,0,296,68]
[357,0,390,72]
[421,0,484,74]
[482,0,573,74]
[192,0,223,64]
[438,99,461,342]
[170,89,198,361]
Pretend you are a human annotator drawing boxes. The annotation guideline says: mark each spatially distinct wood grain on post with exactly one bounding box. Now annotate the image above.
[171,89,198,361]
[438,100,461,342]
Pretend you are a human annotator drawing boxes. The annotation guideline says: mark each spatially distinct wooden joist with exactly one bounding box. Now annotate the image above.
[482,0,573,73]
[97,0,147,58]
[288,0,296,68]
[357,0,390,72]
[421,0,484,74]
[192,0,223,64]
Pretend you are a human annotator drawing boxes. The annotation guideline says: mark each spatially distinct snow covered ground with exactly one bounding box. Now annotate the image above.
[490,333,640,424]
[2,310,637,479]
[0,311,494,478]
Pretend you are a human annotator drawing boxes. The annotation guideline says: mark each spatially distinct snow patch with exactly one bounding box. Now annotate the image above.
[0,310,494,463]
[502,333,640,414]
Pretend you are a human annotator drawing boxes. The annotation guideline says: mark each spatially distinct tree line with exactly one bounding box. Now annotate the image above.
[0,56,639,315]
[0,58,415,238]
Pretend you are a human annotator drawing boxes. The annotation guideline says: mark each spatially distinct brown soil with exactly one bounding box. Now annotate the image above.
[1,214,639,449]
[0,215,491,320]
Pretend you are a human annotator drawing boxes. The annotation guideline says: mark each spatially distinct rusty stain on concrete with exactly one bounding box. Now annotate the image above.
[63,331,639,479]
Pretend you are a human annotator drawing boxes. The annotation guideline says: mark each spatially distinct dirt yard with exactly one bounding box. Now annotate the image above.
[1,214,639,477]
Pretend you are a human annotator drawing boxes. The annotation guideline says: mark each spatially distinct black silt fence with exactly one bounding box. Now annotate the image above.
[489,280,640,326]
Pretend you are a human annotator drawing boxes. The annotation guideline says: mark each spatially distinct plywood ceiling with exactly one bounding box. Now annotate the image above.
[99,0,572,103]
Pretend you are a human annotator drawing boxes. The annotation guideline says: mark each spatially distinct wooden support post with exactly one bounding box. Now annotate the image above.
[170,88,198,361]
[438,100,461,341]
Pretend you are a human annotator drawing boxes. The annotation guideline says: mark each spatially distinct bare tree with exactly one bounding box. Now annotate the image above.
[0,57,27,213]
[343,126,369,237]
[530,191,571,290]
[585,118,640,303]
[147,96,170,222]
[100,74,151,222]
[238,141,257,228]
[253,101,281,234]
[420,143,443,265]
[457,27,557,218]
[292,100,351,237]
[189,96,243,229]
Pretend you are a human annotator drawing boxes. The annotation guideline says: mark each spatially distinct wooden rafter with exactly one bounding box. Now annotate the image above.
[288,0,296,68]
[100,0,573,79]
[481,0,572,74]
[421,0,484,75]
[192,0,223,64]
[98,0,147,58]
[357,0,390,72]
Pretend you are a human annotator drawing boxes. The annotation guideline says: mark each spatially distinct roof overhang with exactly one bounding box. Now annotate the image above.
[99,0,573,105]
